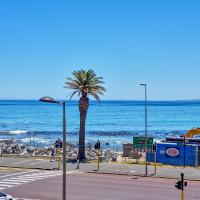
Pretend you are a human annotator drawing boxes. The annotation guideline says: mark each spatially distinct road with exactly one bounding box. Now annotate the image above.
[2,170,200,200]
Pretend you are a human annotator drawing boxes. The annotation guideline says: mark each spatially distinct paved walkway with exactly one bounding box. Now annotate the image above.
[0,157,199,180]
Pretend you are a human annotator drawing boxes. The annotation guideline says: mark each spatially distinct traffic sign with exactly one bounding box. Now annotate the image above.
[133,137,153,149]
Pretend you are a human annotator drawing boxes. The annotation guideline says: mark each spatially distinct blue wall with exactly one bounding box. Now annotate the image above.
[147,143,199,167]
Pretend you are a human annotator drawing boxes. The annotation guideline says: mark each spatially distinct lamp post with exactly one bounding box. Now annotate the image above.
[39,96,66,200]
[140,83,148,176]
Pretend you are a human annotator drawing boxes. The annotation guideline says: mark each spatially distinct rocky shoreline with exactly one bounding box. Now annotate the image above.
[0,139,119,160]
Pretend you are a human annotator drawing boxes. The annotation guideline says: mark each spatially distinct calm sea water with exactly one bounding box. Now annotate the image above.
[0,100,200,149]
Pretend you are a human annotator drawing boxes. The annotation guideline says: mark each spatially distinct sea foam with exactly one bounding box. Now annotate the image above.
[8,130,28,135]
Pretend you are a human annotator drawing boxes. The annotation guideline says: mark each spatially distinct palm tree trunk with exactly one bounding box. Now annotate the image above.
[78,94,89,161]
[79,112,86,160]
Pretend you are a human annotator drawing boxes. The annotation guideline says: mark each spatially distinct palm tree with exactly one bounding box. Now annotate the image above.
[64,69,106,160]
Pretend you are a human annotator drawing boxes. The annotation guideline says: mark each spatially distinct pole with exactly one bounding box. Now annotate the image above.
[30,134,32,150]
[181,173,184,200]
[154,150,157,174]
[183,137,186,168]
[57,148,61,169]
[33,133,35,150]
[62,102,66,200]
[181,190,184,200]
[144,84,148,176]
[97,148,100,171]
[76,144,80,169]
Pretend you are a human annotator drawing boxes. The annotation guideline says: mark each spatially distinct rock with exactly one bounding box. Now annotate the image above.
[19,144,26,150]
[27,148,34,154]
[0,140,14,145]
[15,145,22,153]
[20,151,28,156]
[6,147,12,154]
[0,139,121,160]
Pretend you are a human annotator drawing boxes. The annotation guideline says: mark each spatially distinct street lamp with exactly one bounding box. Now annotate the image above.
[39,96,66,200]
[140,83,148,176]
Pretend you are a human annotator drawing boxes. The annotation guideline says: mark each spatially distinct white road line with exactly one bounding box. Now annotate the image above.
[24,172,61,177]
[23,172,61,177]
[9,178,38,182]
[0,183,13,187]
[24,171,61,176]
[20,176,44,179]
[0,170,37,179]
[8,179,29,183]
[12,177,39,180]
[0,181,21,185]
[3,178,30,182]
[22,175,55,179]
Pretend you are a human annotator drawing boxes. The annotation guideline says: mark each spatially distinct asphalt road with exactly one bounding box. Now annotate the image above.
[3,172,200,200]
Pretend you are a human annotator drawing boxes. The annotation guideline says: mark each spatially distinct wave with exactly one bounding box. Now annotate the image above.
[20,137,51,144]
[0,130,28,135]
[0,130,186,138]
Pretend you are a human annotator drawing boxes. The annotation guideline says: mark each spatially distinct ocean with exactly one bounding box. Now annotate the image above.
[0,100,200,149]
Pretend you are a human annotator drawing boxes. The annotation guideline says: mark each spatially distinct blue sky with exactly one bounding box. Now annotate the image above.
[0,0,200,100]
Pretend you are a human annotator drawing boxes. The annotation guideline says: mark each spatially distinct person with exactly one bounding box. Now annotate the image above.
[50,147,55,162]
[55,140,58,148]
[58,139,62,148]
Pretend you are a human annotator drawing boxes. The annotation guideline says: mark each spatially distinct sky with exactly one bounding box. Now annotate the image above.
[0,0,200,100]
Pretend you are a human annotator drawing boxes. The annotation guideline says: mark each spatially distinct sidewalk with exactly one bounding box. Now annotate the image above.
[0,157,199,180]
[84,162,200,180]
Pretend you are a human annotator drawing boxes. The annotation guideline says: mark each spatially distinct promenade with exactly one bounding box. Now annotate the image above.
[0,157,199,180]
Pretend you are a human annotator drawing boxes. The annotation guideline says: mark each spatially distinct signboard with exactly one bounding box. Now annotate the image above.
[133,137,153,149]
[123,143,133,157]
[166,147,180,157]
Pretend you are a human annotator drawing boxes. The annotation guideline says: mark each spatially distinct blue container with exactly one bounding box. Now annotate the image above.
[147,143,199,167]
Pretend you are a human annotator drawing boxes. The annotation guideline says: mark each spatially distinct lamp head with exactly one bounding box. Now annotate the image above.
[39,96,60,104]
[140,83,146,86]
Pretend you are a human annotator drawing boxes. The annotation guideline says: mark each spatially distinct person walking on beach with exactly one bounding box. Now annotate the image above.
[50,147,55,162]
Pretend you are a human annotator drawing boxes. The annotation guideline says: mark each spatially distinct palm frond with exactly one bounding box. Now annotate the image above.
[69,91,79,100]
[64,69,106,100]
[90,92,101,101]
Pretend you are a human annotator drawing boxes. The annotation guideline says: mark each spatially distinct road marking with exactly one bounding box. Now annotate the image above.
[23,175,56,179]
[0,183,13,186]
[0,170,62,191]
[8,178,29,183]
[0,170,37,179]
[0,181,21,185]
[23,171,62,177]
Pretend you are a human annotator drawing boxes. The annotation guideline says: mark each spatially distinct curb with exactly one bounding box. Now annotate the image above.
[87,170,200,181]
